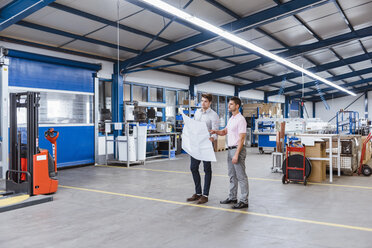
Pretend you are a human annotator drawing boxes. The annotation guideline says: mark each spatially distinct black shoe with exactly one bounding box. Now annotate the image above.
[220,198,238,204]
[232,202,249,209]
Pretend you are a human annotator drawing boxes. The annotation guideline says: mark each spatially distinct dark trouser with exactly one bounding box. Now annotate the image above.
[190,156,212,196]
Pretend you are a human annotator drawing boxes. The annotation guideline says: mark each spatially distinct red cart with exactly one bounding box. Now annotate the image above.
[282,145,308,185]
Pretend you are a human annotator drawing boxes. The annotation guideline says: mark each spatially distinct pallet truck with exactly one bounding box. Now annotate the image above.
[0,92,59,212]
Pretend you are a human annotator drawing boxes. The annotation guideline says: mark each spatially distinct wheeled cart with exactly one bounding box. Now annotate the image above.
[282,145,311,185]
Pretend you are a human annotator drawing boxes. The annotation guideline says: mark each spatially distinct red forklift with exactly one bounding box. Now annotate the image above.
[1,92,59,212]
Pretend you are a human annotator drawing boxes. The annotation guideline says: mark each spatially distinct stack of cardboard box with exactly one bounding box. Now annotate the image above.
[242,103,282,117]
[183,100,195,106]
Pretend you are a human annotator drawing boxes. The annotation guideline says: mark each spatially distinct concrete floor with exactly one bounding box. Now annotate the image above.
[1,148,372,248]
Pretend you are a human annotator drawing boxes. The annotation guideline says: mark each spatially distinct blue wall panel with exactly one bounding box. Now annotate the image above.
[8,56,95,167]
[8,57,94,93]
[17,126,94,168]
[38,126,94,168]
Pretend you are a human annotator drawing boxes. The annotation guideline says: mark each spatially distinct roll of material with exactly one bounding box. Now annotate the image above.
[282,154,312,180]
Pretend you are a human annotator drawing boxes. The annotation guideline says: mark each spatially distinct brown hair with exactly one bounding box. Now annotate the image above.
[230,97,242,108]
[201,93,212,102]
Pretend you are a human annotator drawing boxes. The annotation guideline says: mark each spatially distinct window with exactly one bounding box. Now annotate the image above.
[150,87,164,102]
[219,96,226,127]
[211,94,218,113]
[10,91,93,125]
[166,90,176,123]
[99,80,111,111]
[197,92,202,105]
[132,85,147,102]
[178,90,188,105]
[124,84,131,102]
[40,92,93,124]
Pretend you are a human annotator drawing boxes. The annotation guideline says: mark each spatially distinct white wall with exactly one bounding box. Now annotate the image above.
[315,93,365,124]
[303,101,313,118]
[268,95,285,103]
[239,89,264,100]
[196,82,235,96]
[367,91,372,119]
[125,70,189,89]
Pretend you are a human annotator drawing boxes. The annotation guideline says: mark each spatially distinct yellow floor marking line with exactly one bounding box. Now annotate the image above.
[96,165,278,180]
[60,185,372,233]
[96,165,372,190]
[0,194,29,207]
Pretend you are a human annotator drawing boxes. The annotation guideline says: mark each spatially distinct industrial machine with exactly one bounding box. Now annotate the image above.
[1,92,59,212]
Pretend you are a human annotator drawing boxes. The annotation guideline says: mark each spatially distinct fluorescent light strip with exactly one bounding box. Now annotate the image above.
[141,0,356,96]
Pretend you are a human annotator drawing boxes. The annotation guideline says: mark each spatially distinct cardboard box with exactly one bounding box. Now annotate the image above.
[242,103,282,117]
[308,161,326,183]
[214,135,226,152]
[306,142,326,182]
[183,100,195,106]
[306,142,326,158]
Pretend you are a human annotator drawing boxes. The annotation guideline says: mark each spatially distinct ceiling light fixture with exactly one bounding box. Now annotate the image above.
[140,0,356,96]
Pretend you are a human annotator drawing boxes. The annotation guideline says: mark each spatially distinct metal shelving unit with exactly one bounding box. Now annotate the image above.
[336,111,360,134]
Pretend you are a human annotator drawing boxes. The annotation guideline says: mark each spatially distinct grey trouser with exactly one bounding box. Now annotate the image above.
[227,147,249,204]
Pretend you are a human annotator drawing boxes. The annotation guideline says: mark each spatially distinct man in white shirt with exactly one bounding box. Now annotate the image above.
[186,93,219,204]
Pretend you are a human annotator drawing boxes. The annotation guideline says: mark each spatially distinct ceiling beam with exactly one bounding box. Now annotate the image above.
[48,2,260,86]
[0,0,56,31]
[17,20,140,54]
[195,26,372,87]
[14,21,241,84]
[120,0,328,71]
[290,67,372,99]
[265,52,372,96]
[312,80,372,101]
[0,35,117,62]
[49,2,171,43]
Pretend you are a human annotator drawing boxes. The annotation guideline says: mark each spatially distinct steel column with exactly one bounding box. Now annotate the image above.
[112,65,123,123]
[0,54,9,179]
[284,96,289,118]
[365,91,368,119]
[313,101,316,118]
[94,75,99,165]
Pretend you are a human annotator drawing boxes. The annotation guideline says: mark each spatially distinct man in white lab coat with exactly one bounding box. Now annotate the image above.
[186,93,219,204]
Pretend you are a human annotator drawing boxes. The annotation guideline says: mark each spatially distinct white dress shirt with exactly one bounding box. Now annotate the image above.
[194,107,219,141]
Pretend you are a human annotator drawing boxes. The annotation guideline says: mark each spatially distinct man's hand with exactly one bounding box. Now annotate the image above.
[209,137,214,142]
[232,155,239,164]
[210,130,217,135]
